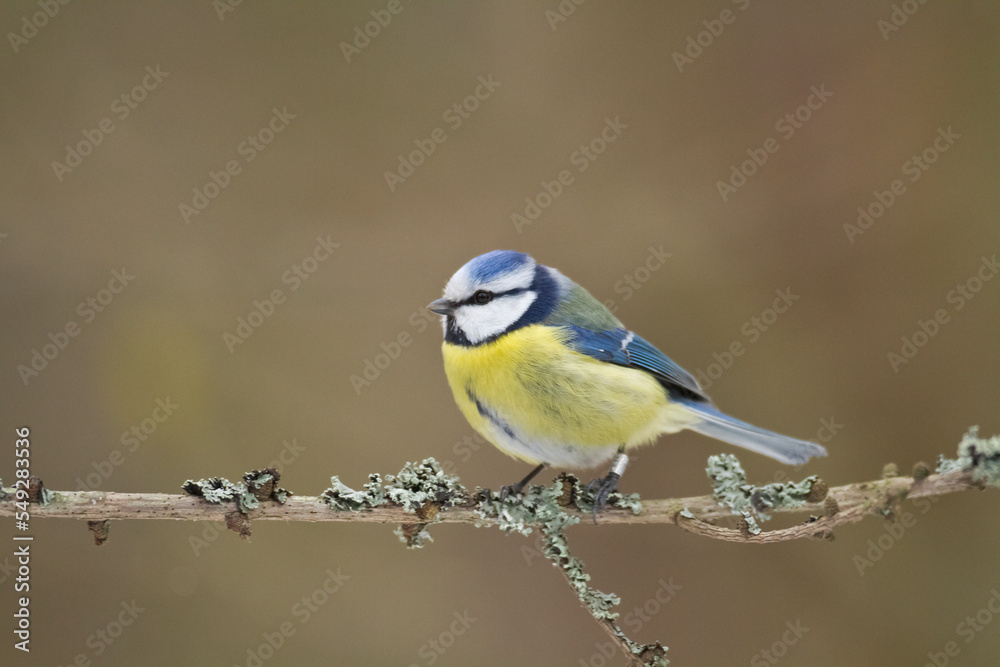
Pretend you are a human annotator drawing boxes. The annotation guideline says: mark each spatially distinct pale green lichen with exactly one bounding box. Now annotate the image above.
[478,478,619,616]
[182,477,241,503]
[612,625,669,667]
[321,476,376,511]
[243,469,291,505]
[740,511,762,536]
[321,459,465,512]
[937,426,1000,488]
[474,478,565,536]
[393,524,433,548]
[383,458,465,511]
[707,454,819,521]
[363,473,386,505]
[476,475,667,665]
[321,459,466,549]
[183,470,289,514]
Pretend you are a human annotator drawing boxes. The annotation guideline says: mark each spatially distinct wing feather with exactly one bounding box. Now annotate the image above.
[561,325,710,402]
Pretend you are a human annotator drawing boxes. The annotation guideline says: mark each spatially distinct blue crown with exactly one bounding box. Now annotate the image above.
[469,250,534,282]
[466,250,532,283]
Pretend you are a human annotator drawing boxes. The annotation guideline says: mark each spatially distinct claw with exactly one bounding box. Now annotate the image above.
[587,450,629,524]
[479,484,524,503]
[496,462,547,502]
[586,472,621,524]
[499,484,520,501]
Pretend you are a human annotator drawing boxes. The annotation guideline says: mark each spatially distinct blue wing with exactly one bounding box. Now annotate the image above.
[558,324,827,464]
[561,325,710,403]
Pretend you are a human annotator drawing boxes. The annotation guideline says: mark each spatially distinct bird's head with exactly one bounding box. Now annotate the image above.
[428,250,561,345]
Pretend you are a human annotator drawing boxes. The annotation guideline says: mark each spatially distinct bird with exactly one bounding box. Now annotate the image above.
[428,250,827,515]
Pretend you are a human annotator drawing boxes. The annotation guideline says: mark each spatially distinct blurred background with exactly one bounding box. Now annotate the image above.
[2,1,998,665]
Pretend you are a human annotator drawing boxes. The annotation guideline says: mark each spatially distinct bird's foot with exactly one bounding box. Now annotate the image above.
[586,472,621,524]
[499,482,526,501]
[586,449,629,523]
[484,463,547,503]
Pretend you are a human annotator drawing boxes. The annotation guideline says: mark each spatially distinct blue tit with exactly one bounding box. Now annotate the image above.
[428,250,827,512]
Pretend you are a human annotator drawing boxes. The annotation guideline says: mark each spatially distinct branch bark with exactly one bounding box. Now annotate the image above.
[0,469,984,542]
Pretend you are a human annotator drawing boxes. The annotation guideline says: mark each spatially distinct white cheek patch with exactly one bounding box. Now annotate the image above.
[455,291,537,343]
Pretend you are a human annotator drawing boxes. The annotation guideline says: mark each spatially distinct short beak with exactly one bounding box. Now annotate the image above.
[427,298,454,316]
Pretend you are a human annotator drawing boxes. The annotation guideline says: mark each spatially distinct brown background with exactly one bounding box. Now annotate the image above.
[2,1,999,665]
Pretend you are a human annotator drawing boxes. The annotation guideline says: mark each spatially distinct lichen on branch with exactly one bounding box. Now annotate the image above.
[937,426,1000,488]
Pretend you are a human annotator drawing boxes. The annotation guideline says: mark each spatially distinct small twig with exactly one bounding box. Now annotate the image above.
[676,468,981,543]
[565,574,665,667]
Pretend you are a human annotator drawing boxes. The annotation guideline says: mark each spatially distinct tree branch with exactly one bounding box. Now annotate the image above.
[0,468,983,533]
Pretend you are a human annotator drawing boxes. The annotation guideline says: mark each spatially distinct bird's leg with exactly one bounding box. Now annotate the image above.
[587,446,628,523]
[499,462,548,500]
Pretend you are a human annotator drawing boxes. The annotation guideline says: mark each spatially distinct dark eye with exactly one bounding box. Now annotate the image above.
[473,290,493,305]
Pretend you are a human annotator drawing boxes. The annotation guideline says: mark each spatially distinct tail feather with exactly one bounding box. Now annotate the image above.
[683,402,827,465]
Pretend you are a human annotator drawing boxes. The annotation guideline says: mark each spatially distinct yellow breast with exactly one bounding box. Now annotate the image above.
[441,325,695,467]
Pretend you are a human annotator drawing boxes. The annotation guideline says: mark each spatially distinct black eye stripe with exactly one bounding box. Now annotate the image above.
[458,287,528,306]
